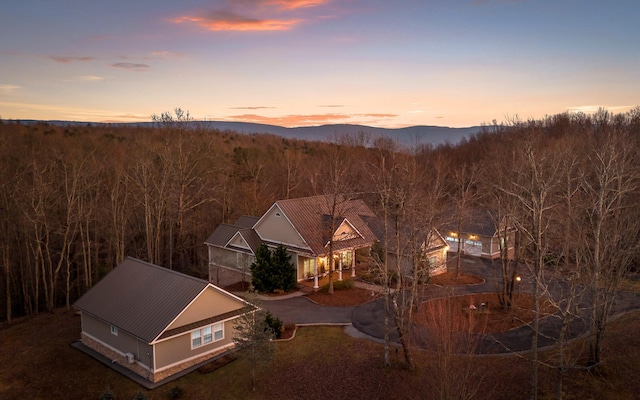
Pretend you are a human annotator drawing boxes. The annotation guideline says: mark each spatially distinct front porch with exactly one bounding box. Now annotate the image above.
[298,248,367,290]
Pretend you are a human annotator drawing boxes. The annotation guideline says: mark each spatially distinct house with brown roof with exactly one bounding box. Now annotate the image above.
[73,257,253,384]
[207,195,381,288]
[442,209,517,259]
[206,194,448,288]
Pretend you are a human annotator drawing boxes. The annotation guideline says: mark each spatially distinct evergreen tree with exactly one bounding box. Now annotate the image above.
[250,244,273,292]
[271,244,296,292]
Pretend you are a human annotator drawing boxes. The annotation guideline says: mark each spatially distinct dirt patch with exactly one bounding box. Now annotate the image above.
[306,287,379,307]
[429,271,484,286]
[418,293,557,334]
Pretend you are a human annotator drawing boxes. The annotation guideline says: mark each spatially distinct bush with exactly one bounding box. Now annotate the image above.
[168,386,184,399]
[99,387,116,400]
[133,392,148,400]
[321,278,354,291]
[264,311,283,339]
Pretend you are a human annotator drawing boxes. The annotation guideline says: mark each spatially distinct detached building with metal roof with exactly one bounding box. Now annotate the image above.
[73,257,253,384]
[441,209,517,259]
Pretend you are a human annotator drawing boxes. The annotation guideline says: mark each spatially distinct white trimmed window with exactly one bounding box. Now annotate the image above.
[192,322,224,348]
[110,325,118,336]
[214,322,223,340]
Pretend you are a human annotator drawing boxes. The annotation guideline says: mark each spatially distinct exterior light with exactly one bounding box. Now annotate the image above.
[515,276,521,282]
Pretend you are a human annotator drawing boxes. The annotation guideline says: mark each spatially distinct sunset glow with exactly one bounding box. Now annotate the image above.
[1,1,638,127]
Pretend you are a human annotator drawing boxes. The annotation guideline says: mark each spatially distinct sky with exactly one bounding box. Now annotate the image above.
[1,0,639,128]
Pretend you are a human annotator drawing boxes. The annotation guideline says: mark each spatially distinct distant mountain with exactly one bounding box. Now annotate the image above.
[195,121,482,147]
[12,119,484,147]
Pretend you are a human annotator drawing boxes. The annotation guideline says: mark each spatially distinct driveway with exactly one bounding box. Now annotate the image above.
[262,297,354,325]
[263,256,640,354]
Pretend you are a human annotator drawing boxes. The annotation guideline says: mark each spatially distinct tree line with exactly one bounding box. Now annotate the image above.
[1,107,639,397]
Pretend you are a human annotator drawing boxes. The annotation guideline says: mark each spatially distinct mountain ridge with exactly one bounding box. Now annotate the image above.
[10,119,484,147]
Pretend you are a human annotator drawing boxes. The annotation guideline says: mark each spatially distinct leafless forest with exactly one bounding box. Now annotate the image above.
[1,109,639,360]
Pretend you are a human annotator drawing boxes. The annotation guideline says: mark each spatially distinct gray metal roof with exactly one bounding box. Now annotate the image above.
[74,258,210,343]
[441,209,506,237]
[234,215,259,229]
[204,223,241,247]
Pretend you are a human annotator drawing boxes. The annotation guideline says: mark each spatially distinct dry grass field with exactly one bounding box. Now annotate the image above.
[1,302,639,400]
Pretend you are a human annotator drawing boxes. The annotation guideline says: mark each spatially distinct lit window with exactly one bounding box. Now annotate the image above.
[110,325,118,336]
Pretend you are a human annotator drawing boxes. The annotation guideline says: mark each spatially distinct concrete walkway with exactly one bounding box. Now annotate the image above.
[262,256,640,355]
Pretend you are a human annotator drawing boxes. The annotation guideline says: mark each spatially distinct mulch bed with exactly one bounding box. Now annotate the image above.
[306,287,379,306]
[429,271,484,286]
[198,354,237,374]
[278,324,296,340]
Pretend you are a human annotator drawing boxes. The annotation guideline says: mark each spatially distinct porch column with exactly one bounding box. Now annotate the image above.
[313,257,319,289]
[351,249,356,278]
[338,255,343,281]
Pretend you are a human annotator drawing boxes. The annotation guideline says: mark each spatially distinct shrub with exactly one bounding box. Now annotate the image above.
[321,278,354,291]
[99,387,116,400]
[264,311,283,339]
[168,386,184,399]
[133,391,148,400]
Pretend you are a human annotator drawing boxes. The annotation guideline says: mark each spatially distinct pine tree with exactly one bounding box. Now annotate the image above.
[250,244,273,292]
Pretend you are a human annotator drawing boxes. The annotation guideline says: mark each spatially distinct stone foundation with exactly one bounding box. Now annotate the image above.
[81,333,234,383]
[81,333,152,380]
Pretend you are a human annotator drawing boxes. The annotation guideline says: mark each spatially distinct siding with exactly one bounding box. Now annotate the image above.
[255,205,309,249]
[154,320,236,369]
[167,287,245,330]
[81,313,152,366]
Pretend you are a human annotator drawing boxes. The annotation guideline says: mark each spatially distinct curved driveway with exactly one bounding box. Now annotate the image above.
[262,257,640,354]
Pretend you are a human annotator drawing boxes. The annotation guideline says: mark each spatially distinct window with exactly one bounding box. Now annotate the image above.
[203,326,212,344]
[110,325,118,336]
[214,323,223,340]
[192,323,224,348]
[191,330,201,348]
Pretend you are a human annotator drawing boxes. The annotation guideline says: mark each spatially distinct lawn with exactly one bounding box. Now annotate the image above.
[1,308,639,399]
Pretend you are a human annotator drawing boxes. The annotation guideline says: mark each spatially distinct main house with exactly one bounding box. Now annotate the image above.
[442,209,517,260]
[74,257,254,384]
[206,194,448,288]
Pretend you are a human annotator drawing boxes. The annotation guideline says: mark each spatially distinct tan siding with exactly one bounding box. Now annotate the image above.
[255,205,308,248]
[155,320,235,369]
[167,287,244,330]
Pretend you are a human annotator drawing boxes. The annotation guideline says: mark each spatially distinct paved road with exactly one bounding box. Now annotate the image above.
[263,256,640,354]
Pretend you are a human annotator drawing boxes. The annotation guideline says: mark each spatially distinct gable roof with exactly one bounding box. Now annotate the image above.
[235,215,259,229]
[74,257,243,343]
[264,195,379,256]
[205,221,262,254]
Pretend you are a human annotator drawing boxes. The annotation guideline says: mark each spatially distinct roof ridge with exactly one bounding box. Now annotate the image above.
[124,256,207,285]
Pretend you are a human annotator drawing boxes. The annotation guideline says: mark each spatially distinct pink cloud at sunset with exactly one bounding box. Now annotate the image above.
[173,13,301,32]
